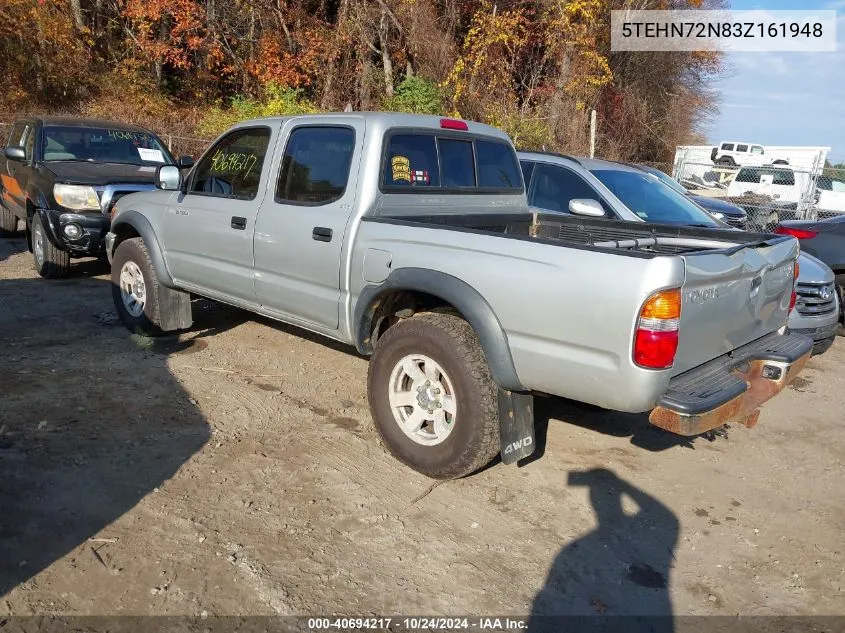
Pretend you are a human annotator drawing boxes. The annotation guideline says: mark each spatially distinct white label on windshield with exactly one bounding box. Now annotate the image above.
[138,148,165,163]
[137,166,156,172]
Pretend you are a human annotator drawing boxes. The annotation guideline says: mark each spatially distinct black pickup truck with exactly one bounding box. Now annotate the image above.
[0,116,190,277]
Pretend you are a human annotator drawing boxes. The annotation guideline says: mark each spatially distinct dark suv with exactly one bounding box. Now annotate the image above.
[0,117,187,278]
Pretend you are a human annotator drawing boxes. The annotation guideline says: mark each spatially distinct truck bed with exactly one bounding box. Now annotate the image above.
[366,210,800,380]
[373,211,791,256]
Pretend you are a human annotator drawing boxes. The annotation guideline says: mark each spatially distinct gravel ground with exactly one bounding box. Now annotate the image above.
[1,232,844,620]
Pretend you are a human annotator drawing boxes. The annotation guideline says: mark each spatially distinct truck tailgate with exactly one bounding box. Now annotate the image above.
[673,237,799,375]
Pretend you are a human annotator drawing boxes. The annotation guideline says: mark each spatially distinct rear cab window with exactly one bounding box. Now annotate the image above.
[736,144,749,153]
[381,129,522,194]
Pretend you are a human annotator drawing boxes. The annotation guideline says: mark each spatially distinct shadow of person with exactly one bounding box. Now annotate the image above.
[0,274,210,599]
[528,468,679,633]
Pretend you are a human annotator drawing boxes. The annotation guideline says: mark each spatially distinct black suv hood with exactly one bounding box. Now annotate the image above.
[42,161,163,185]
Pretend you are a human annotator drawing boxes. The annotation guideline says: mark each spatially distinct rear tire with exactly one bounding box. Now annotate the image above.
[367,312,500,479]
[717,157,736,166]
[32,214,70,278]
[111,237,164,336]
[0,205,17,236]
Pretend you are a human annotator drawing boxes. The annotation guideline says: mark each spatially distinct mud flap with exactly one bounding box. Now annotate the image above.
[498,388,535,465]
[158,286,193,332]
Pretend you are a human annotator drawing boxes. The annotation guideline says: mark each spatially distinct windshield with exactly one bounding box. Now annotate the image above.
[590,169,721,227]
[640,166,688,196]
[42,126,174,166]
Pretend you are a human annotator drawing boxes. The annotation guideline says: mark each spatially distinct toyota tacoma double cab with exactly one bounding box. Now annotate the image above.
[0,116,189,277]
[105,113,812,479]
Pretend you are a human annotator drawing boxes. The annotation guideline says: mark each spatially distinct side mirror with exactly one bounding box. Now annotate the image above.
[177,155,194,168]
[5,146,26,161]
[156,165,183,191]
[569,198,606,217]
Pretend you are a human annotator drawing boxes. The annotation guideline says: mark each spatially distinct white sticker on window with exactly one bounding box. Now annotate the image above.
[138,148,165,163]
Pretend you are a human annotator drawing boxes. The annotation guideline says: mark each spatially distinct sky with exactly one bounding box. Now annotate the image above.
[707,0,845,161]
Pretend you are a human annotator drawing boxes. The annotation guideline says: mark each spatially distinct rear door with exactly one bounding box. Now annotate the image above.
[672,237,799,374]
[252,118,364,330]
[164,124,275,303]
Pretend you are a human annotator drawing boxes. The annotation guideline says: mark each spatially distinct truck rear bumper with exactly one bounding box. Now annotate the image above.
[649,332,813,436]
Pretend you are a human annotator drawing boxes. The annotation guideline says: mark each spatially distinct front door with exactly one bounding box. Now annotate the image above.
[253,120,363,330]
[1,122,33,218]
[163,125,276,304]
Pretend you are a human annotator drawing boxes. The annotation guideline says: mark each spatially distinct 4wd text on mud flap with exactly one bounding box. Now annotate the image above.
[503,436,533,455]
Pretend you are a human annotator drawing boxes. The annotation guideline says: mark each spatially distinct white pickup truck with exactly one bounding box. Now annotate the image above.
[104,113,812,478]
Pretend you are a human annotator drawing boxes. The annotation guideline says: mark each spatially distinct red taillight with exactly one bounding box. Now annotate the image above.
[775,225,818,240]
[634,330,680,369]
[788,259,799,314]
[440,118,468,131]
[634,289,681,369]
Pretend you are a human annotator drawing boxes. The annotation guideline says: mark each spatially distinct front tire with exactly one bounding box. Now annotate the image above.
[111,237,164,336]
[367,312,500,479]
[0,205,18,236]
[31,214,70,278]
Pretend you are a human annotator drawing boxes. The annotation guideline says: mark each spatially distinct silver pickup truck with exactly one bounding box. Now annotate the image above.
[104,113,812,479]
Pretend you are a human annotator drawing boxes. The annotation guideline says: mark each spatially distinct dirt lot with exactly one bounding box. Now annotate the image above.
[1,232,844,620]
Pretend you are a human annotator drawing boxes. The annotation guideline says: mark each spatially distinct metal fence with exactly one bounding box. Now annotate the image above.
[162,134,211,159]
[671,154,845,233]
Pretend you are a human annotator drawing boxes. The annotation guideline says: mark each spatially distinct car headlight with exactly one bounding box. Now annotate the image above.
[53,184,100,211]
[710,211,725,220]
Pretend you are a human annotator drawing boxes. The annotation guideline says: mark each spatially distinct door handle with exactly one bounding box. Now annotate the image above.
[231,216,247,230]
[312,227,333,242]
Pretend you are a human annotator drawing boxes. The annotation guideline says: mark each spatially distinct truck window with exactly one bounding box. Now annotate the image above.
[736,144,748,153]
[22,125,35,160]
[439,139,475,187]
[384,134,440,187]
[721,143,734,151]
[477,140,521,188]
[7,123,25,147]
[190,127,271,200]
[42,126,173,164]
[751,145,764,155]
[275,126,355,205]
[531,163,603,214]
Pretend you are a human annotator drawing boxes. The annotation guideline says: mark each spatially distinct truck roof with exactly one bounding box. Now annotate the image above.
[27,116,159,134]
[229,111,513,142]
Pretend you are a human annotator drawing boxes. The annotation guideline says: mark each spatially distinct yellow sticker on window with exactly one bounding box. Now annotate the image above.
[391,156,411,183]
